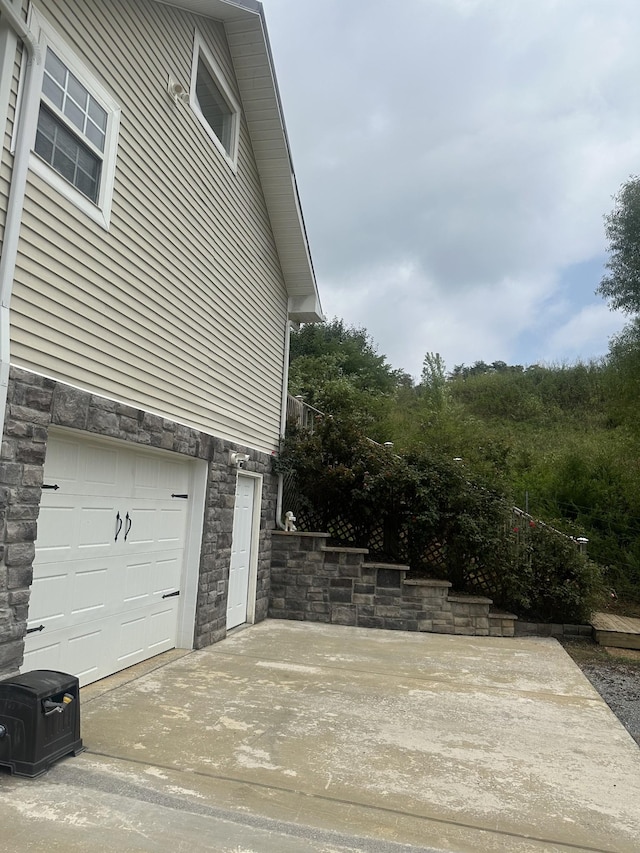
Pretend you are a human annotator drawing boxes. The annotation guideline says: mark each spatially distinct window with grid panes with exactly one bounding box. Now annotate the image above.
[25,7,121,228]
[35,48,108,204]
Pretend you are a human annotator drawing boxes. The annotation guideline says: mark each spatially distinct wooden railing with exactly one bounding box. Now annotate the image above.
[286,394,324,433]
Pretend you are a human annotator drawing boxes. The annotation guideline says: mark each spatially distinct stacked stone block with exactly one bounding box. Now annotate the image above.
[515,621,591,638]
[0,367,278,678]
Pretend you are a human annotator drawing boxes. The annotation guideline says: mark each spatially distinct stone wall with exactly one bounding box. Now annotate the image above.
[270,532,517,638]
[515,621,592,638]
[0,367,278,679]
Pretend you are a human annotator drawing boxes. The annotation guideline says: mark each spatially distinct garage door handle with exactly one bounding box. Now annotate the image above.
[162,590,180,599]
[115,512,123,542]
[124,512,132,541]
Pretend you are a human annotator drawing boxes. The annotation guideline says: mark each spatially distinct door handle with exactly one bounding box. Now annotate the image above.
[124,512,132,541]
[115,511,123,542]
[162,590,180,599]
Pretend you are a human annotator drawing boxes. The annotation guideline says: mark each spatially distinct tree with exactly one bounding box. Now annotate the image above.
[420,352,448,410]
[289,318,403,400]
[598,176,640,314]
[597,177,640,438]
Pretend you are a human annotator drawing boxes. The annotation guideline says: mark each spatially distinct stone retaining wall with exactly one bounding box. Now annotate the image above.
[0,367,277,679]
[270,531,517,638]
[515,621,592,638]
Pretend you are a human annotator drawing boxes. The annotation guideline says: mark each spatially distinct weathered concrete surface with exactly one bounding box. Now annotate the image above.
[1,620,639,852]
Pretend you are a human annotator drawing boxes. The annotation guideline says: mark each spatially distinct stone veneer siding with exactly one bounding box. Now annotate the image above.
[0,367,278,680]
[270,532,517,638]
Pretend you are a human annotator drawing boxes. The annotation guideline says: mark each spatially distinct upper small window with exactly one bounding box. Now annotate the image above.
[27,8,121,228]
[190,32,240,168]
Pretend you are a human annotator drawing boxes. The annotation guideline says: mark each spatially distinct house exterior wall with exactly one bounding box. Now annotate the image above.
[0,367,277,680]
[0,0,307,682]
[9,0,289,454]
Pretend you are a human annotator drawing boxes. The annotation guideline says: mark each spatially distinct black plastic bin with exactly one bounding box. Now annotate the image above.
[0,670,84,777]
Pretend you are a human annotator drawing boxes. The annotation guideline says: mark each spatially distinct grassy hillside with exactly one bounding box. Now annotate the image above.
[289,324,640,607]
[385,363,639,604]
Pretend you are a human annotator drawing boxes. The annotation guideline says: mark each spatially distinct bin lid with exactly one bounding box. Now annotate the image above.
[0,670,79,699]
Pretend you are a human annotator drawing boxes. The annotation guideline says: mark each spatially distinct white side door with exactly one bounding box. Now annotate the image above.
[226,475,256,630]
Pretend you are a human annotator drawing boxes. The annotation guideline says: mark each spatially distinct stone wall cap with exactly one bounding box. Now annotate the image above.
[272,530,329,538]
[448,594,493,605]
[362,562,409,570]
[403,579,452,588]
[489,610,519,620]
[321,545,369,554]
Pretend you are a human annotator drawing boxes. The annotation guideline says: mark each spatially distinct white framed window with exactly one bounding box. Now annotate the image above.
[189,31,240,169]
[27,8,121,229]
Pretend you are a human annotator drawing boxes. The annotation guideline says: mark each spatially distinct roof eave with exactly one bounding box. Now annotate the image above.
[288,295,325,324]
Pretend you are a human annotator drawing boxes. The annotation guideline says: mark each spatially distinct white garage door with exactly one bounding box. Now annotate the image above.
[23,434,191,686]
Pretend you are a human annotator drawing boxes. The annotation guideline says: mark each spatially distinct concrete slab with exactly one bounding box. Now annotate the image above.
[1,620,639,853]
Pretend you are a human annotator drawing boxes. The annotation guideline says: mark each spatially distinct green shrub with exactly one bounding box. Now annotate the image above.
[497,523,604,623]
[275,414,605,623]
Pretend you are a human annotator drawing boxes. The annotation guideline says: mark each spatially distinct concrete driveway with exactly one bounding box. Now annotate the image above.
[1,620,639,853]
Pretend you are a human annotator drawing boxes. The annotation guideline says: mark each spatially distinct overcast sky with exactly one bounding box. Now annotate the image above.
[262,0,640,378]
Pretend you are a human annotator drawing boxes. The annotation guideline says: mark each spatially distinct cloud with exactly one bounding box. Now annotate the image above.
[265,0,639,374]
[322,263,559,376]
[544,304,628,363]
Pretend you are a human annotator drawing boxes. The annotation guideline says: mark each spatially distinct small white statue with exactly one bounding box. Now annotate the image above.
[284,511,297,532]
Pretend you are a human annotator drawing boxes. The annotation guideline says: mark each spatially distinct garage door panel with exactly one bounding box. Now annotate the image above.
[44,439,121,498]
[133,459,189,500]
[28,571,68,627]
[67,628,103,683]
[124,560,152,604]
[36,499,119,563]
[30,556,125,619]
[158,507,188,545]
[78,506,117,550]
[71,566,109,617]
[123,503,186,552]
[124,507,155,548]
[34,505,74,560]
[148,606,178,652]
[153,555,181,594]
[22,638,63,673]
[117,614,147,665]
[84,446,119,487]
[133,455,160,490]
[26,434,191,686]
[29,553,182,627]
[159,460,189,491]
[22,622,105,685]
[132,456,189,495]
[42,438,79,484]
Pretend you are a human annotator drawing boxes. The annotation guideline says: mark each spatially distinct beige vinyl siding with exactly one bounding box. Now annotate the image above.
[10,0,289,453]
[0,36,22,251]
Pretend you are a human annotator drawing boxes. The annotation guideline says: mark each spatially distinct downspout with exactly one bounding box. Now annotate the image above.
[0,2,41,443]
[0,1,38,57]
[275,312,292,529]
